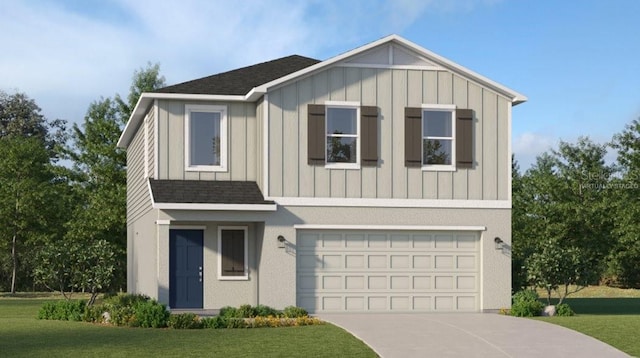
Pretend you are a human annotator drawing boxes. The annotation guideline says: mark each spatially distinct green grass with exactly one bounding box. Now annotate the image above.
[0,298,377,358]
[531,287,640,357]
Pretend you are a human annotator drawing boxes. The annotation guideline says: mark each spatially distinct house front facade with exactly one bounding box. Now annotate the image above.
[117,35,526,313]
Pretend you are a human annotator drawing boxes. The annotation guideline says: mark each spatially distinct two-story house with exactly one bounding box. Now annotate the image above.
[117,34,526,313]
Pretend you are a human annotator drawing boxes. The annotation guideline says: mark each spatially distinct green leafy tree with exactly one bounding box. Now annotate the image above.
[512,137,614,293]
[0,137,58,293]
[607,119,640,287]
[66,63,165,290]
[527,237,595,304]
[33,239,116,305]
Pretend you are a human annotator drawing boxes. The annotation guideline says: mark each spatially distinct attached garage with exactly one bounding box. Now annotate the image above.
[296,230,481,313]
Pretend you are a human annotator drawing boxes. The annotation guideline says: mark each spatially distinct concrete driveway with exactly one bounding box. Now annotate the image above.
[319,313,629,358]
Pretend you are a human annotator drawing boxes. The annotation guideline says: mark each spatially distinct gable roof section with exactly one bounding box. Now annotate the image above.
[118,34,526,148]
[149,179,276,211]
[155,55,320,96]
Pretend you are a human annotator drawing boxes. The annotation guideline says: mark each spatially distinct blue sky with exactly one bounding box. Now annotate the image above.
[1,0,638,168]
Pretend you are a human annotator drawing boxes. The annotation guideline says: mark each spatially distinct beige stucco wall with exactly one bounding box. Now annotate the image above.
[152,206,511,311]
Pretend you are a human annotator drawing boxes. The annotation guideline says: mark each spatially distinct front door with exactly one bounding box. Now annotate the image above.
[169,229,204,308]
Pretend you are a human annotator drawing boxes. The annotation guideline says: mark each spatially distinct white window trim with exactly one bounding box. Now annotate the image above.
[421,104,456,171]
[184,104,228,172]
[217,226,249,281]
[324,101,361,169]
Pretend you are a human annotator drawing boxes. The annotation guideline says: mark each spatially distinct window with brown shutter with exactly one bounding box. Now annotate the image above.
[405,106,474,169]
[456,109,474,168]
[219,228,247,279]
[361,106,378,166]
[307,104,325,165]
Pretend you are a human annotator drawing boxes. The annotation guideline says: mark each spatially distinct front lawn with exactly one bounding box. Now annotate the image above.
[533,289,640,357]
[0,298,377,358]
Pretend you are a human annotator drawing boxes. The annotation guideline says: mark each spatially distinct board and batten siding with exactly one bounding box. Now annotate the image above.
[146,108,155,178]
[127,116,153,224]
[267,67,510,200]
[156,100,258,182]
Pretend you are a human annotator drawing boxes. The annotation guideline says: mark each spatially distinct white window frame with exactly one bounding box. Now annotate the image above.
[325,101,361,169]
[421,104,456,171]
[217,226,249,281]
[184,104,227,172]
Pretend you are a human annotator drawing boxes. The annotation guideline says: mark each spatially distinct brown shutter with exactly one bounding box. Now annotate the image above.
[307,104,325,165]
[360,106,378,166]
[221,230,245,276]
[405,107,422,167]
[456,109,474,169]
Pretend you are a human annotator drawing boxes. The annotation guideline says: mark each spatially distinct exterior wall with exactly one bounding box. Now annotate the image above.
[156,206,510,311]
[267,67,511,200]
[257,206,511,311]
[146,107,155,178]
[154,212,268,309]
[256,97,265,192]
[156,100,258,181]
[125,117,155,295]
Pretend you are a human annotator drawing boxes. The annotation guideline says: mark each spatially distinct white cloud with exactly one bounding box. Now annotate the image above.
[0,0,503,125]
[512,132,557,169]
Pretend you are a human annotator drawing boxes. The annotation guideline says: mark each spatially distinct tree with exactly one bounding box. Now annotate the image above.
[527,237,595,305]
[65,63,165,290]
[0,137,57,293]
[33,239,116,305]
[607,118,640,287]
[0,90,67,160]
[512,137,615,293]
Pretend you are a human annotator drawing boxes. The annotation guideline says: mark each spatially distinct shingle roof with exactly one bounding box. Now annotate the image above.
[149,179,274,205]
[154,55,320,96]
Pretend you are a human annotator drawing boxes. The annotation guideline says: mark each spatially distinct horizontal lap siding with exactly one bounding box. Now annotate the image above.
[157,100,258,181]
[268,67,511,200]
[127,120,152,224]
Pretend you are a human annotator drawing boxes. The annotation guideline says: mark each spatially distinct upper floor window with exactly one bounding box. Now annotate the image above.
[308,103,378,168]
[405,105,473,171]
[422,109,454,167]
[326,103,360,167]
[185,104,227,171]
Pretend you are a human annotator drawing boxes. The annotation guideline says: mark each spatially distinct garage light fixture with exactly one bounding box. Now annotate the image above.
[494,237,504,250]
[277,235,286,248]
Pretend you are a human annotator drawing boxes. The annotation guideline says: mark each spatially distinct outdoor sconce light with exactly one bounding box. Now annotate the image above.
[277,235,286,248]
[494,237,504,250]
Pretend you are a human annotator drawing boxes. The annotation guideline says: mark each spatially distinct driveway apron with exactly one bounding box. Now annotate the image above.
[319,313,629,358]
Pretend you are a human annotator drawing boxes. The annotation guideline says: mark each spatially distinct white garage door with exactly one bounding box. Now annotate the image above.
[296,230,480,313]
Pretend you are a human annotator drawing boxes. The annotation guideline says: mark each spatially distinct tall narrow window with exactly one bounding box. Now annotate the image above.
[326,104,359,167]
[422,109,454,167]
[185,104,227,171]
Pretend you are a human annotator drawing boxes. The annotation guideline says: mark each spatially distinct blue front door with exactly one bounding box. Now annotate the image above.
[169,229,203,308]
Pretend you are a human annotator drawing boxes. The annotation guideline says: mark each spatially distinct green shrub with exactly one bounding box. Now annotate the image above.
[282,306,308,318]
[133,300,169,328]
[202,316,227,329]
[83,304,107,323]
[237,304,256,318]
[219,306,239,318]
[168,313,202,329]
[555,303,575,316]
[254,304,280,317]
[38,300,87,321]
[510,290,544,317]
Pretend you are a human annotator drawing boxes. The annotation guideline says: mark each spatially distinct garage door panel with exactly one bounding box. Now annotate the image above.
[297,230,480,313]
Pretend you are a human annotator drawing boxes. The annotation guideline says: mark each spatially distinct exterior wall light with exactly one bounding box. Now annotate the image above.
[494,237,504,250]
[277,235,286,248]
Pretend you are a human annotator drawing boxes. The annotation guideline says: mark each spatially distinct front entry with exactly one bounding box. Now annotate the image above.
[169,229,204,308]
